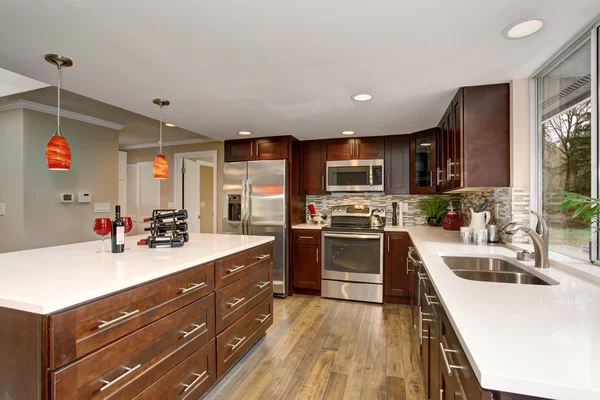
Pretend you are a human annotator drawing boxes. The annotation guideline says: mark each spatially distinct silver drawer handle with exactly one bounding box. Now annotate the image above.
[99,364,142,391]
[440,389,444,400]
[182,370,207,393]
[439,342,461,376]
[256,281,270,290]
[425,294,439,306]
[417,272,428,280]
[227,265,246,273]
[298,236,314,240]
[226,297,245,308]
[227,336,246,351]
[179,282,207,294]
[257,313,271,324]
[98,310,140,329]
[181,322,207,338]
[254,254,270,260]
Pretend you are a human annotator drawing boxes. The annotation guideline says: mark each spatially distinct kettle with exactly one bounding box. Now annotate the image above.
[442,202,462,231]
[370,209,384,228]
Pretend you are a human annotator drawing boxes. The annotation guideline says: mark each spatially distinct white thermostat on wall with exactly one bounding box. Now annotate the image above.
[78,192,92,203]
[59,193,74,203]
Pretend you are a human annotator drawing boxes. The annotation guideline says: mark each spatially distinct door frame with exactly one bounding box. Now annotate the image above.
[173,150,218,233]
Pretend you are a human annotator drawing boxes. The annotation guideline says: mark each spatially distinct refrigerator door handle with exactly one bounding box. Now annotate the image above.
[246,180,252,235]
[241,179,248,235]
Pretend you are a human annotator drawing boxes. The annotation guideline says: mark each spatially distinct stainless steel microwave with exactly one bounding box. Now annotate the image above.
[326,159,384,192]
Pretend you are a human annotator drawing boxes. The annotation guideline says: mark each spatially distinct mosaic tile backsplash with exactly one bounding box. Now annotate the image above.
[306,187,530,241]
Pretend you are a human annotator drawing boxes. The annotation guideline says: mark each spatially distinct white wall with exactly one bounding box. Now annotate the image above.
[510,79,530,188]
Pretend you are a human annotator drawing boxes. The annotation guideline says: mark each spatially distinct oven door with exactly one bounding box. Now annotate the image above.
[322,232,383,283]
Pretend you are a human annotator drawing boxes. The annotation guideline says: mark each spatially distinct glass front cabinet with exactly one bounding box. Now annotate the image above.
[410,128,437,194]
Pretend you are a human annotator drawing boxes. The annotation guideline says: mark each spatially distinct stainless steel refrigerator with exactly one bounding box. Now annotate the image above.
[222,160,288,296]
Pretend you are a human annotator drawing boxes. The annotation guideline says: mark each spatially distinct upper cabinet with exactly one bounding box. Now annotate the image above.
[436,83,510,192]
[326,138,384,161]
[410,128,437,194]
[300,140,327,195]
[384,135,410,194]
[224,136,291,162]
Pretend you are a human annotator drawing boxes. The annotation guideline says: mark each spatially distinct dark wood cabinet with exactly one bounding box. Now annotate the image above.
[384,135,410,194]
[326,137,384,161]
[224,136,290,162]
[383,232,409,302]
[355,137,385,159]
[436,83,509,192]
[410,128,437,194]
[300,140,327,195]
[292,230,321,292]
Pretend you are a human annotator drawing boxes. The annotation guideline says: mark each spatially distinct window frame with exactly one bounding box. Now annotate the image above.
[530,21,599,263]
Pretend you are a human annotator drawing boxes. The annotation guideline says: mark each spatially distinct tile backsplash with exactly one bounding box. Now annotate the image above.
[306,187,530,241]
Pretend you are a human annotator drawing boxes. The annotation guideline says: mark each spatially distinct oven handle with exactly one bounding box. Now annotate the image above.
[323,233,382,240]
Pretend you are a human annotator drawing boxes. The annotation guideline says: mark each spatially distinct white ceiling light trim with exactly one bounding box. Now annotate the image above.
[238,131,252,135]
[351,93,372,102]
[502,19,545,39]
[341,130,355,135]
[0,100,124,130]
[119,137,213,150]
[165,123,176,127]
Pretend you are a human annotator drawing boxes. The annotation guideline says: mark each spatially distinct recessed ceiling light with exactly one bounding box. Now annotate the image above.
[351,93,372,102]
[165,123,176,127]
[341,131,355,135]
[238,131,252,136]
[502,19,544,39]
[420,142,431,147]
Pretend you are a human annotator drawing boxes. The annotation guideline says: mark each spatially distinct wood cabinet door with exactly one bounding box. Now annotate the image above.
[225,139,255,162]
[326,138,354,161]
[292,244,321,290]
[384,135,410,194]
[451,90,463,189]
[255,137,289,160]
[437,108,449,192]
[384,233,409,297]
[355,137,385,159]
[301,140,327,194]
[409,129,437,194]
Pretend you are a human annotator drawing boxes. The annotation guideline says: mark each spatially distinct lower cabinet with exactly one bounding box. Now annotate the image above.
[384,232,410,302]
[292,230,322,292]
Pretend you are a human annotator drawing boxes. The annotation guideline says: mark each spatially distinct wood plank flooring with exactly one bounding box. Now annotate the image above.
[205,295,425,400]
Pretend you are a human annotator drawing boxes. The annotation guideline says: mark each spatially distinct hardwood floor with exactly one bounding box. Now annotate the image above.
[204,295,425,400]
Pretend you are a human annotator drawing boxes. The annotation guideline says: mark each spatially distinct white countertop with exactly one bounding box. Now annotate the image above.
[0,233,274,314]
[292,223,327,230]
[403,226,600,399]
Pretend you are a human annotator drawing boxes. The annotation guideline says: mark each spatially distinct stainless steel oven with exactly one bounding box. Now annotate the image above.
[326,159,384,192]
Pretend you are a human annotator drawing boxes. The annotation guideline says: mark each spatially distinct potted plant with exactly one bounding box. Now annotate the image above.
[553,191,600,225]
[416,196,450,227]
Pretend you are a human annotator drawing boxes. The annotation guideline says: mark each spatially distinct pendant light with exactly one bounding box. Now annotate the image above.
[44,54,73,171]
[152,99,170,179]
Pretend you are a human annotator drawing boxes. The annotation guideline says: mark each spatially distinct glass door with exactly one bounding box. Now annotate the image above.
[322,232,383,283]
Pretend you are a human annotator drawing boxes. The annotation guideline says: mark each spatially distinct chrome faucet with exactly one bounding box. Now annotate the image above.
[502,211,549,268]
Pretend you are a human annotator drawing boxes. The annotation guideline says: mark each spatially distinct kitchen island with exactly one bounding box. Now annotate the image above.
[0,233,275,399]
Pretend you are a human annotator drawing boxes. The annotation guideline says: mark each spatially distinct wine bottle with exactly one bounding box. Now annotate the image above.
[143,209,188,223]
[144,221,188,234]
[111,205,125,253]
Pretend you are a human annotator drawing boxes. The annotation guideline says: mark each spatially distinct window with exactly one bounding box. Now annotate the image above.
[533,23,599,261]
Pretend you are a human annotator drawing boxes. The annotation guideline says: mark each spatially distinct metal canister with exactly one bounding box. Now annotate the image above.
[487,224,500,243]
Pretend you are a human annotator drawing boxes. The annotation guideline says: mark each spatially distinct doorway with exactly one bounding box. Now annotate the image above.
[127,162,161,234]
[174,150,217,233]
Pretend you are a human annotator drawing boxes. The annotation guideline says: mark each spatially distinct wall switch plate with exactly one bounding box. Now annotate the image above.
[168,202,175,209]
[0,203,5,216]
[94,203,110,213]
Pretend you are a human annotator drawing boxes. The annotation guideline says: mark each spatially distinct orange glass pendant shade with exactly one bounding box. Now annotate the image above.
[45,133,71,170]
[153,154,168,179]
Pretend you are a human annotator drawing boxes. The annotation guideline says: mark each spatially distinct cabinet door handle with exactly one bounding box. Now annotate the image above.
[227,265,246,273]
[226,297,246,308]
[98,310,140,329]
[417,272,428,281]
[439,342,461,376]
[251,143,253,157]
[316,248,319,264]
[436,167,442,185]
[257,313,271,324]
[254,254,270,260]
[256,281,270,290]
[425,293,439,306]
[429,170,433,186]
[99,364,142,391]
[181,322,207,338]
[408,247,423,266]
[227,336,246,351]
[182,371,207,393]
[256,142,259,157]
[387,236,390,252]
[298,236,314,240]
[439,389,444,400]
[179,281,207,294]
[321,175,325,190]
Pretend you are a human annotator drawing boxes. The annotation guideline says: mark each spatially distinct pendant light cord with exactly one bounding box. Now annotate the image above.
[57,65,61,134]
[159,104,163,154]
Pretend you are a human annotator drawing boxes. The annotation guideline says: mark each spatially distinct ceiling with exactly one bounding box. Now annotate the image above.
[0,1,598,142]
[0,67,48,97]
[0,87,212,147]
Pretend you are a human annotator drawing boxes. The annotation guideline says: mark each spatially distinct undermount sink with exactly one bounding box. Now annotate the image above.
[441,256,557,286]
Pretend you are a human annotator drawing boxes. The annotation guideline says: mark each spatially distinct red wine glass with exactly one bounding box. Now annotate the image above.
[122,217,133,250]
[93,218,111,253]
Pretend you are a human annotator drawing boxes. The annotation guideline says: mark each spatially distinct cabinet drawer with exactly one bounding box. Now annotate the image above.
[51,294,215,399]
[215,243,272,289]
[216,264,272,333]
[216,296,273,378]
[292,229,321,245]
[135,338,216,400]
[49,262,215,369]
